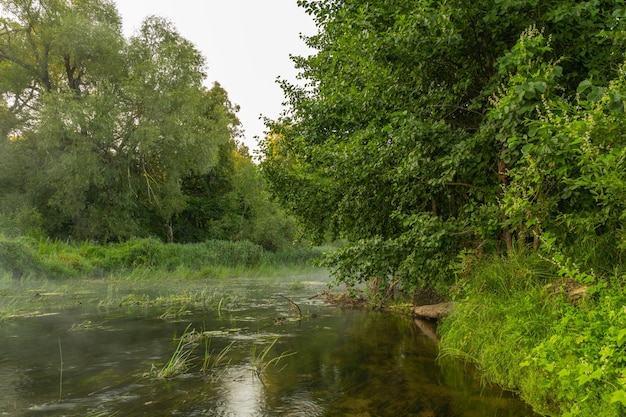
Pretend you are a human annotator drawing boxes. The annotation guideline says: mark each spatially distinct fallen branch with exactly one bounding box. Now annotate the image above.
[277,295,302,318]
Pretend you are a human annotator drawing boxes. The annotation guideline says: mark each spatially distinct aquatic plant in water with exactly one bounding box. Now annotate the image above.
[152,324,198,378]
[201,338,234,381]
[151,324,235,380]
[250,336,297,385]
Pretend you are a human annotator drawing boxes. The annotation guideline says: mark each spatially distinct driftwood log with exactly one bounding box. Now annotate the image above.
[411,302,455,320]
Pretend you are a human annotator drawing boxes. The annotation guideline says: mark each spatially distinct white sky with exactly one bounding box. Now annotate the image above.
[113,1,316,153]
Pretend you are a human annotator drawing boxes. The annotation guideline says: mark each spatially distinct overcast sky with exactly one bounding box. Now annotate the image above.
[113,1,317,153]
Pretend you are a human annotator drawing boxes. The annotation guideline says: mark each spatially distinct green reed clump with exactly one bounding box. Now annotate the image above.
[201,338,233,380]
[440,250,626,417]
[152,324,234,379]
[78,238,170,271]
[155,324,198,378]
[251,336,297,384]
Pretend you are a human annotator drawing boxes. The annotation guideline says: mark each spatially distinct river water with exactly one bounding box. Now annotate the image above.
[0,274,537,416]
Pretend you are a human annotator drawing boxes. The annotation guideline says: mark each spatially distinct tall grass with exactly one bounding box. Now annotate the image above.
[440,251,555,385]
[152,324,234,379]
[155,324,198,378]
[0,235,326,280]
[439,250,626,416]
[0,236,80,279]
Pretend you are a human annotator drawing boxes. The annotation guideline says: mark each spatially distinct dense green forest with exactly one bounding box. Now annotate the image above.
[260,0,626,415]
[0,0,296,249]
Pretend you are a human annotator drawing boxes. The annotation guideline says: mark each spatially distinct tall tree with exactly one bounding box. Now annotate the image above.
[0,1,235,241]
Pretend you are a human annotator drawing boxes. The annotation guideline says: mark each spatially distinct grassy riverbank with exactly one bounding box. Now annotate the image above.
[0,235,327,320]
[0,235,325,279]
[438,251,626,417]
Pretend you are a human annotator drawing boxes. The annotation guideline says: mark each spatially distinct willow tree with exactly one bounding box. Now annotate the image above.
[261,0,626,297]
[0,0,235,241]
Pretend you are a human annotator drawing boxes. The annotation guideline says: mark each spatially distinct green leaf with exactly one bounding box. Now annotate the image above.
[608,93,624,113]
[534,81,547,94]
[587,86,605,101]
[577,79,593,94]
[557,368,571,378]
[610,390,626,406]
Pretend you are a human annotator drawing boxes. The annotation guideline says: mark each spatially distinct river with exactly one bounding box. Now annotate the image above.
[0,273,538,416]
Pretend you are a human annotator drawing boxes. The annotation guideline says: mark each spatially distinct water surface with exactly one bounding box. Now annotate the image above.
[0,275,537,416]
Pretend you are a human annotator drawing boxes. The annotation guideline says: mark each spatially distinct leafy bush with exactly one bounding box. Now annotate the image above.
[520,289,626,417]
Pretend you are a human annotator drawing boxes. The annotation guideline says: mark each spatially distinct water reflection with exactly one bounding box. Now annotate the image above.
[0,277,537,416]
[217,366,265,416]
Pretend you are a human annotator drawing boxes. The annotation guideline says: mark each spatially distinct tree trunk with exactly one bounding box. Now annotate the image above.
[165,222,174,244]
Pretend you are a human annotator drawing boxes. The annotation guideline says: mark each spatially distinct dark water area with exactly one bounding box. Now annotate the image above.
[0,275,538,416]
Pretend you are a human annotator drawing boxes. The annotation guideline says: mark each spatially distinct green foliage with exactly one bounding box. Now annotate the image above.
[0,234,324,279]
[0,0,296,251]
[175,139,298,250]
[520,291,626,417]
[261,0,626,302]
[259,1,626,414]
[440,250,626,417]
[0,1,235,242]
[0,236,84,278]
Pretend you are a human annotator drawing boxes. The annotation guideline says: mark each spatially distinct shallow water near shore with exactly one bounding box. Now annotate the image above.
[0,273,537,416]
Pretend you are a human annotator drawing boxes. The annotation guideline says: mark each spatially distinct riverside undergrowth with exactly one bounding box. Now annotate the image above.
[439,250,626,417]
[0,235,326,279]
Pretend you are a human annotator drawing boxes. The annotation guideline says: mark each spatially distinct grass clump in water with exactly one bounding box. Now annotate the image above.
[251,336,297,385]
[152,324,234,380]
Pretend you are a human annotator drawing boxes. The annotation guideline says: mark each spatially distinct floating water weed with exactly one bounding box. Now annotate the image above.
[69,320,100,332]
[0,296,19,321]
[159,305,191,320]
[286,280,305,291]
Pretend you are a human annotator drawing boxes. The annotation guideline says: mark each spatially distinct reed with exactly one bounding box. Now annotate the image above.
[153,324,236,380]
[58,337,64,401]
[250,337,297,384]
[201,338,234,381]
[155,324,198,378]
